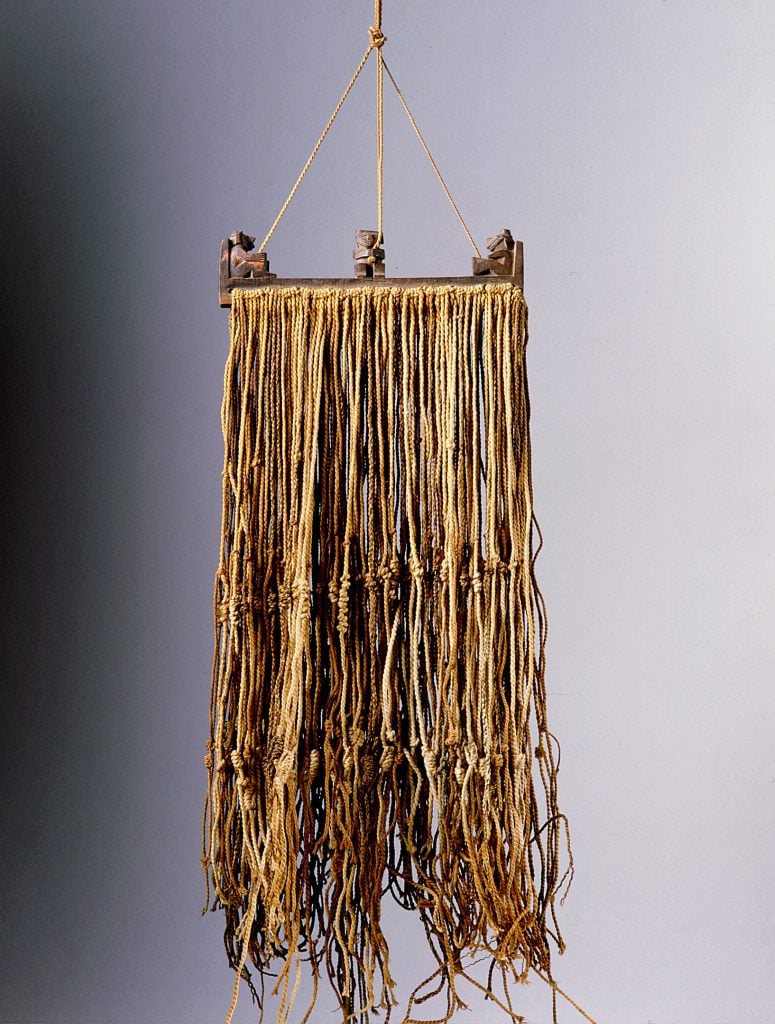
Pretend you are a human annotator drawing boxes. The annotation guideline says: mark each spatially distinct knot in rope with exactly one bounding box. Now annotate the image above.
[388,556,401,598]
[408,555,424,582]
[421,745,438,777]
[369,25,387,48]
[228,585,244,624]
[380,746,396,772]
[350,727,366,749]
[362,570,379,593]
[337,571,351,635]
[240,781,257,811]
[273,751,297,790]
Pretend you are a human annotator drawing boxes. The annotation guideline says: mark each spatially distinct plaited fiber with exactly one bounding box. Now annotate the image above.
[204,283,571,1024]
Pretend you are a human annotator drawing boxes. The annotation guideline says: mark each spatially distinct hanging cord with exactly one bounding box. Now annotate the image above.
[371,0,386,245]
[257,39,377,254]
[382,57,481,259]
[531,968,598,1024]
[257,1,480,261]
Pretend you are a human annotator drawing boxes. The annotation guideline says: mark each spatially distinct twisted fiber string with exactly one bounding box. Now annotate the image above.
[381,58,481,259]
[257,42,375,255]
[205,282,572,1024]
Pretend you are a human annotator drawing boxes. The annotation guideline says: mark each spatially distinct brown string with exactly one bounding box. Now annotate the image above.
[204,283,584,1023]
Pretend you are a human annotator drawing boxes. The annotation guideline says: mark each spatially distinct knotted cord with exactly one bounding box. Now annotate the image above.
[205,283,596,1024]
[208,4,600,1023]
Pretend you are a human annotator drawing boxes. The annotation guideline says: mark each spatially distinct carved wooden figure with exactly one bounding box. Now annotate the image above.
[219,231,276,305]
[220,229,523,306]
[472,227,524,279]
[353,228,386,278]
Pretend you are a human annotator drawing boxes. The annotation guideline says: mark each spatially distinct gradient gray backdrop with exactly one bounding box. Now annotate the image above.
[2,2,774,1022]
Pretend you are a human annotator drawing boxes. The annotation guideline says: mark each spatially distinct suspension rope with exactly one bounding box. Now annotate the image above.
[371,13,386,247]
[257,1,481,262]
[382,57,481,258]
[257,41,376,254]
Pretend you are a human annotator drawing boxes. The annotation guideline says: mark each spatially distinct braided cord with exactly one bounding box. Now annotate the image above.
[258,41,376,254]
[258,1,479,261]
[382,57,481,258]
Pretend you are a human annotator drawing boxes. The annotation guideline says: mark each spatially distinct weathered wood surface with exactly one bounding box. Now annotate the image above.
[472,229,523,278]
[221,275,524,307]
[220,232,276,305]
[353,228,386,279]
[219,231,524,306]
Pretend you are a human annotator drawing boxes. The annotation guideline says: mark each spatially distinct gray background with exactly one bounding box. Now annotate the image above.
[2,1,774,1022]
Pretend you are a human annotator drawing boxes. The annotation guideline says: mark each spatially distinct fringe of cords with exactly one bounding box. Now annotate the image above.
[203,283,573,1024]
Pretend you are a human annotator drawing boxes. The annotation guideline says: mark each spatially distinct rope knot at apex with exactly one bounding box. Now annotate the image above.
[369,26,387,48]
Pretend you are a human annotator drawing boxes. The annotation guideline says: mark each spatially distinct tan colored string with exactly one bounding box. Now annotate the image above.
[371,0,386,246]
[381,57,481,259]
[204,283,593,1024]
[532,969,599,1024]
[257,3,481,261]
[257,42,375,254]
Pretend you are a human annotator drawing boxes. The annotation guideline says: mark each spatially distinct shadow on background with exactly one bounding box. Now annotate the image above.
[1,8,151,1020]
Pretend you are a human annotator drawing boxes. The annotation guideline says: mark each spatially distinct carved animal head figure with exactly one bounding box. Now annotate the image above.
[229,231,256,251]
[486,228,514,253]
[355,229,380,249]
